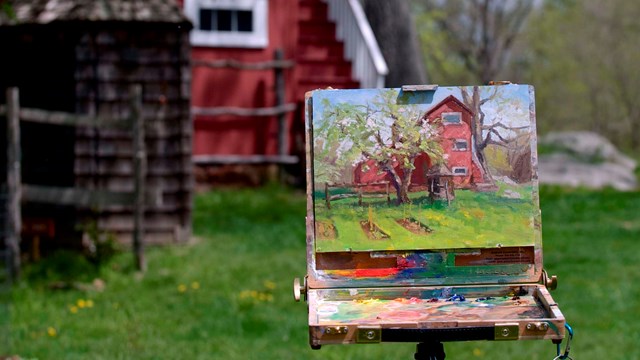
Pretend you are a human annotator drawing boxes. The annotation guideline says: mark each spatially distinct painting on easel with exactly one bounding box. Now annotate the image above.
[312,85,539,253]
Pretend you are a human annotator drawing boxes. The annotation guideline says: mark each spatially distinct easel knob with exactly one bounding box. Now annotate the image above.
[293,277,307,302]
[542,270,558,290]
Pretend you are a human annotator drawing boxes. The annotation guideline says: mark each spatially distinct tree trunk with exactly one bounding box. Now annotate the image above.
[382,162,413,204]
[462,86,495,184]
[363,0,427,86]
[398,167,413,204]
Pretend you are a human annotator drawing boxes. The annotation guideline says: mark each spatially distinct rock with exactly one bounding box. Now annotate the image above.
[538,131,637,190]
[496,176,518,186]
[502,189,522,199]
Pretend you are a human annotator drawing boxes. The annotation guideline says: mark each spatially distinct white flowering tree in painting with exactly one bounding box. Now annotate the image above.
[315,89,443,204]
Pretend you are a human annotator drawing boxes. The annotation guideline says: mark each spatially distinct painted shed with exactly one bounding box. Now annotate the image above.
[0,0,193,249]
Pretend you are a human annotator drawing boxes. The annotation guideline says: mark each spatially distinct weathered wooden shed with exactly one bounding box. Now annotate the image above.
[0,0,193,249]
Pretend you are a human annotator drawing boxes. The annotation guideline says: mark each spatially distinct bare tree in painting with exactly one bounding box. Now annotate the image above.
[317,90,443,204]
[461,86,530,184]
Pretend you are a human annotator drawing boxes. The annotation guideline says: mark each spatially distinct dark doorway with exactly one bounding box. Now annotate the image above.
[0,26,80,254]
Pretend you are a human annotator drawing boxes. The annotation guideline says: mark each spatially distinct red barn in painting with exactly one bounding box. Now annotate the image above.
[354,95,485,191]
[421,95,485,188]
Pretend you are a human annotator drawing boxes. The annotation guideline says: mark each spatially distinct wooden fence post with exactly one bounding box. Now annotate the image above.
[325,183,331,209]
[131,84,147,272]
[274,48,287,183]
[386,182,391,204]
[6,88,21,281]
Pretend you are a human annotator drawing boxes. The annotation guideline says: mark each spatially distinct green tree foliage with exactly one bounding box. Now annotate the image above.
[314,90,443,203]
[414,0,533,84]
[525,0,640,151]
[414,0,640,153]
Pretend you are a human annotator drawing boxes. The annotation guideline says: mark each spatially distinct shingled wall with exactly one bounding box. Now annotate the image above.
[1,0,193,245]
[74,26,192,244]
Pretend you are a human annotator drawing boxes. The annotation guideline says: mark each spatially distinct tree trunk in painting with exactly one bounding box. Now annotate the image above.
[363,0,427,86]
[399,168,413,204]
[462,86,495,184]
[381,162,412,204]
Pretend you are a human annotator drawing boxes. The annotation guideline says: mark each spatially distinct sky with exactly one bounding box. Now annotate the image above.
[311,84,534,139]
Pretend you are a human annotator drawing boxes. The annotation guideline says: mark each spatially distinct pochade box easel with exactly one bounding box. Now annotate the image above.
[294,84,569,359]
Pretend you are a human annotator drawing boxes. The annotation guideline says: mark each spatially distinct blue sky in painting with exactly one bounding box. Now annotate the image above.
[312,85,533,139]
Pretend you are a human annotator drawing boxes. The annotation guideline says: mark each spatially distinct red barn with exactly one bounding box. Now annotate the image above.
[181,0,387,182]
[421,95,485,188]
[354,95,485,191]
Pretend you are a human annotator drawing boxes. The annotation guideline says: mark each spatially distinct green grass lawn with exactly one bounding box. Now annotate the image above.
[315,183,536,252]
[1,185,639,359]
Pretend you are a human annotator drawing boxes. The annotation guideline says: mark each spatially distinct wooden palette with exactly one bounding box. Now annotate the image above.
[300,85,565,348]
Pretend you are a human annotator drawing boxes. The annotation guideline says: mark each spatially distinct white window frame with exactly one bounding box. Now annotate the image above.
[185,0,268,48]
[452,166,468,176]
[442,112,462,125]
[453,139,468,151]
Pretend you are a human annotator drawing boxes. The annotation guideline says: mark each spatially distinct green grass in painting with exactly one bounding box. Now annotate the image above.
[315,182,536,252]
[3,185,640,359]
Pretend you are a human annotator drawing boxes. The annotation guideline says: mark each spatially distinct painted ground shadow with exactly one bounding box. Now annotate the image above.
[312,86,539,253]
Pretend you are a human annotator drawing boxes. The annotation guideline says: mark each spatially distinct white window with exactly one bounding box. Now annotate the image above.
[453,139,468,151]
[442,112,462,125]
[452,167,468,175]
[185,0,268,48]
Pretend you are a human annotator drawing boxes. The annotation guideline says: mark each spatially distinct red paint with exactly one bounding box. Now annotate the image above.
[189,0,358,157]
[422,95,484,188]
[354,95,486,190]
[354,268,399,278]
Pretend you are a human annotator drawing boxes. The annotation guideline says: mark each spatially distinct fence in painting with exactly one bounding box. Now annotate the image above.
[324,181,391,209]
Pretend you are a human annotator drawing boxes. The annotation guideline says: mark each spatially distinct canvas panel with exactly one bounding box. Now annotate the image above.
[305,85,543,287]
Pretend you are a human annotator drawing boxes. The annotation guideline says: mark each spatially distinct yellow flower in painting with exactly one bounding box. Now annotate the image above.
[86,300,94,308]
[77,299,86,308]
[47,327,57,337]
[264,280,276,290]
[191,281,200,290]
[69,306,78,314]
[177,284,187,293]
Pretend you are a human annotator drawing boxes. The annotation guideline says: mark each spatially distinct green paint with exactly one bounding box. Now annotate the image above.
[315,295,547,324]
[315,186,536,252]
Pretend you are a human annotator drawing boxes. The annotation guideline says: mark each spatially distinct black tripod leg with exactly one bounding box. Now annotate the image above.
[414,342,445,360]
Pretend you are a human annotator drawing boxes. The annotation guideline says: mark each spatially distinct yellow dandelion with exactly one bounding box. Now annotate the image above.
[69,306,78,314]
[250,290,258,298]
[239,290,250,299]
[86,300,94,308]
[191,281,200,290]
[264,280,276,290]
[77,299,86,308]
[177,284,187,293]
[47,327,57,337]
[473,348,484,357]
[266,294,274,302]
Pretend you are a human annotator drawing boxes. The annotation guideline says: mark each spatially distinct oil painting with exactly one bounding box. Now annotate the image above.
[312,85,539,253]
